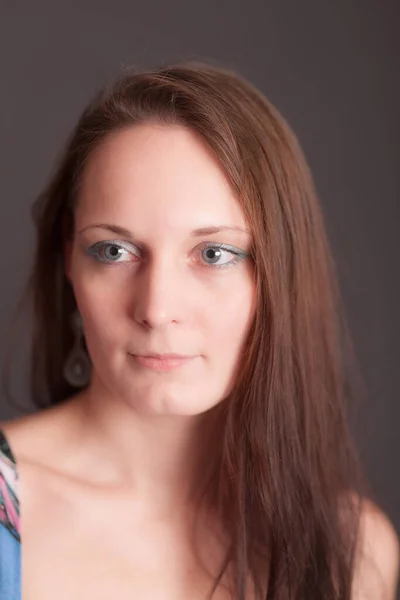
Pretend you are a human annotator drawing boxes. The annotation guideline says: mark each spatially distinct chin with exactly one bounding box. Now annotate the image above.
[124,386,221,418]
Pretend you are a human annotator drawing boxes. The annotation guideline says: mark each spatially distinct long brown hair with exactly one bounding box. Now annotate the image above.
[4,60,371,598]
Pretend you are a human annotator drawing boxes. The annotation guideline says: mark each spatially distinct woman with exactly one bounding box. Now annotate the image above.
[0,61,398,599]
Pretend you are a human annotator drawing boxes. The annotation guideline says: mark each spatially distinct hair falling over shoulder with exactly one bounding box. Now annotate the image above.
[3,59,372,598]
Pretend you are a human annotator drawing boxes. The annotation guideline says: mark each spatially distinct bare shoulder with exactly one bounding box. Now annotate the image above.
[351,496,400,600]
[0,411,53,461]
[0,396,81,466]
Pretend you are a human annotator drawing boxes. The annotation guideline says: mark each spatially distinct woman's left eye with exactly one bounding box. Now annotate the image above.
[199,243,248,269]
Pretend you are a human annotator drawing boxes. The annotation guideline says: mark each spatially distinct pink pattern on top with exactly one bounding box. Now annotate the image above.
[0,430,20,542]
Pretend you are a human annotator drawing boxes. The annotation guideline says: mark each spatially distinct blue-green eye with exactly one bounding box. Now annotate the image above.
[200,242,249,269]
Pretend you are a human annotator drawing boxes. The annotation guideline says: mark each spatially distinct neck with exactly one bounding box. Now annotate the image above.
[68,373,223,515]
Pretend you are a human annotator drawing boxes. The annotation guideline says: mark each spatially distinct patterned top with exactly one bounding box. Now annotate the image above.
[0,429,21,599]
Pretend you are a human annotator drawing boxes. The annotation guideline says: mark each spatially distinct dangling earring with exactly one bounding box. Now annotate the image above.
[63,309,92,388]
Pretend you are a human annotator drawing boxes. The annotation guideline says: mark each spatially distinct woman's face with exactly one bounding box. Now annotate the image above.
[67,123,256,417]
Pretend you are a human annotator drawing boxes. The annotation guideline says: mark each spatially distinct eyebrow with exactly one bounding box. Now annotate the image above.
[78,223,251,238]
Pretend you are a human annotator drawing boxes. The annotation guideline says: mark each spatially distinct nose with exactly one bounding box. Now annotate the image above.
[131,256,186,329]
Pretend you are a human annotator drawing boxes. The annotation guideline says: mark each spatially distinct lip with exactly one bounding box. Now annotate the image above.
[138,353,191,359]
[131,354,196,371]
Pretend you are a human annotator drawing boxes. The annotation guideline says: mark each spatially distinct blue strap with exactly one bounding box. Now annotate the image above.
[0,523,21,599]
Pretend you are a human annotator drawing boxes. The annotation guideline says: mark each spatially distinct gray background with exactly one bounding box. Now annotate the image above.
[1,0,399,586]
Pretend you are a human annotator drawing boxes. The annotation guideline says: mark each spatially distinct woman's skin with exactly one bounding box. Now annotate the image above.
[66,122,256,503]
[1,123,398,598]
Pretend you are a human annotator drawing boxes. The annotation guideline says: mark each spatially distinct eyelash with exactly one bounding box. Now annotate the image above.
[86,240,249,270]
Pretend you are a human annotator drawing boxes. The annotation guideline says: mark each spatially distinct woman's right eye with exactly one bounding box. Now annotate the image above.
[86,240,139,264]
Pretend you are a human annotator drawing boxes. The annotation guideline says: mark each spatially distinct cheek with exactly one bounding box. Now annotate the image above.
[70,272,122,349]
[202,284,255,400]
[206,283,255,356]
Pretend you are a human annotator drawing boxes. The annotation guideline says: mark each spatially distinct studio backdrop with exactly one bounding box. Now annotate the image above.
[0,0,399,588]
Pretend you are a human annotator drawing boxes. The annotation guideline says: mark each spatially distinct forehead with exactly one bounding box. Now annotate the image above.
[76,123,248,235]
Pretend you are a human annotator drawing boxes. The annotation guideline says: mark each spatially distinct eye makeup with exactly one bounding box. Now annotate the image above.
[84,239,250,270]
